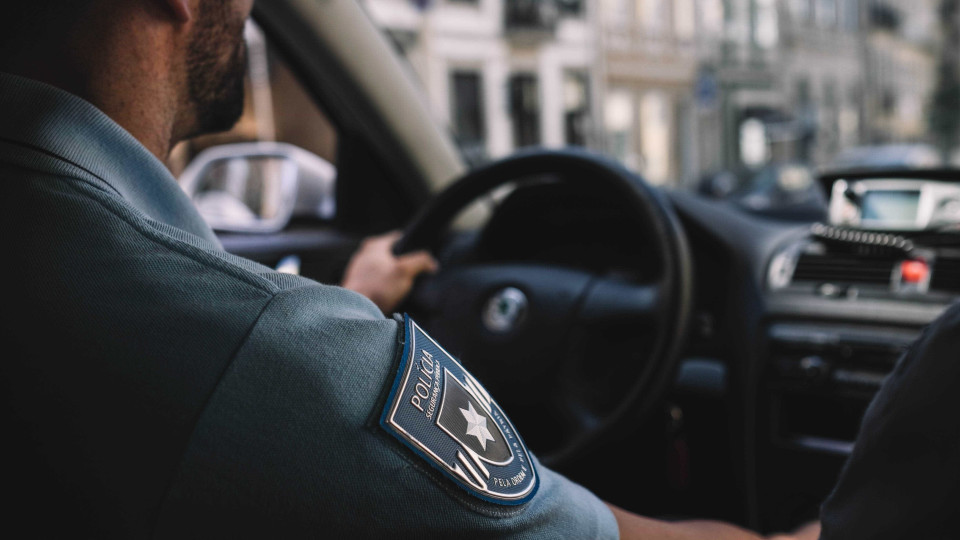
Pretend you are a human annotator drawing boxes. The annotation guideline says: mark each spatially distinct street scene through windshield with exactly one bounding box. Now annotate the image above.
[365,0,960,216]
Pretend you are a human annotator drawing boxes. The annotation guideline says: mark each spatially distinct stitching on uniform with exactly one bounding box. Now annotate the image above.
[0,141,122,198]
[368,426,531,519]
[1,138,280,294]
[148,288,289,534]
[0,135,125,198]
[56,178,282,294]
[5,140,540,525]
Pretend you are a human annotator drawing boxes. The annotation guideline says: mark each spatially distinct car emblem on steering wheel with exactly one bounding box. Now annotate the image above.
[482,287,528,333]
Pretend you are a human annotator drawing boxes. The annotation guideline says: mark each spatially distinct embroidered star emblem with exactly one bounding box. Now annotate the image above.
[460,402,495,451]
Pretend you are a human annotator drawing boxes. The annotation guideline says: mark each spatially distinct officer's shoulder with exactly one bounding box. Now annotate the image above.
[887,301,960,393]
[914,302,960,354]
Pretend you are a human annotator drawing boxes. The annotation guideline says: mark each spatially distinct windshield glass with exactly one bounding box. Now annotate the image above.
[363,0,960,219]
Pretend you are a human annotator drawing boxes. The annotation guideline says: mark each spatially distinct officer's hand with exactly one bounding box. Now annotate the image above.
[341,231,438,313]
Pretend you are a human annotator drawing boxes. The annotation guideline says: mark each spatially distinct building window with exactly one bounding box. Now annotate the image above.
[564,72,591,147]
[817,0,838,28]
[839,83,861,147]
[639,0,670,34]
[754,0,779,49]
[640,91,672,184]
[509,73,541,148]
[841,0,860,30]
[791,0,812,23]
[796,78,817,162]
[739,117,769,168]
[674,0,696,40]
[602,0,631,26]
[557,0,584,16]
[604,89,635,167]
[823,79,840,152]
[451,70,487,162]
[698,0,725,35]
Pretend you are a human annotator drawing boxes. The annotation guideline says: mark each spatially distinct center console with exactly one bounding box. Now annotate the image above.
[755,171,959,530]
[767,322,915,452]
[756,316,925,529]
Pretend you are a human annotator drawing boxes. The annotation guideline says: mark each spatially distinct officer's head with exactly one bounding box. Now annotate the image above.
[0,0,255,143]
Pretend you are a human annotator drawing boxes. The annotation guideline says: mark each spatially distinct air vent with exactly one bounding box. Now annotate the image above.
[931,257,960,293]
[792,253,895,285]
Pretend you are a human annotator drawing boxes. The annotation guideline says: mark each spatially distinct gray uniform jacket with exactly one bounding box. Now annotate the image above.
[0,72,618,539]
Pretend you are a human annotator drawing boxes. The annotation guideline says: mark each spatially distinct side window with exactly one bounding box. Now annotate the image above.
[169,22,340,234]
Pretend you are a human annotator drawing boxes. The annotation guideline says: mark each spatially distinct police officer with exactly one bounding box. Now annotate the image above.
[10,0,945,538]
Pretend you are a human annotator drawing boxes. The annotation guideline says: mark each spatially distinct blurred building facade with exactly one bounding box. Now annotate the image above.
[861,0,939,143]
[364,0,601,165]
[691,0,784,186]
[775,0,865,166]
[364,0,946,187]
[598,0,707,185]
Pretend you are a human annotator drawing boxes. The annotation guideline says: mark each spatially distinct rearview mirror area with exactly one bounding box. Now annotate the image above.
[179,142,336,234]
[192,156,298,232]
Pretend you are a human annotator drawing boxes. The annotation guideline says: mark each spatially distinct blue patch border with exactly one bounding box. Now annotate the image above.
[379,314,539,506]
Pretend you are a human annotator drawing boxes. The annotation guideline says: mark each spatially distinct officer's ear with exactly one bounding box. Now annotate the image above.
[153,0,193,23]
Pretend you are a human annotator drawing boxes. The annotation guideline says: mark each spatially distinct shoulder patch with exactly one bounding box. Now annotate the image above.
[381,315,538,505]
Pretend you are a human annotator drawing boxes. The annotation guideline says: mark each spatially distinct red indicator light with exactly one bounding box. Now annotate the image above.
[900,260,929,284]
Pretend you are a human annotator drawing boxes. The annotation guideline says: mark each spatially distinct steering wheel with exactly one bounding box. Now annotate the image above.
[394,148,693,468]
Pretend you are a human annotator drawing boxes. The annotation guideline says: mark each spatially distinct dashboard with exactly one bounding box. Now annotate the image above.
[665,170,959,531]
[219,166,959,534]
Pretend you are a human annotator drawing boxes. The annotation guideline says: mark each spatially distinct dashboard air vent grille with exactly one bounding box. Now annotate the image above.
[931,258,960,293]
[792,254,895,285]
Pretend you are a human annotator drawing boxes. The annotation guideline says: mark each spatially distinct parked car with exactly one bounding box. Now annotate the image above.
[699,163,827,222]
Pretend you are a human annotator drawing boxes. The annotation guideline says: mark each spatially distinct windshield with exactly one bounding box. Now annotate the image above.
[363,0,960,218]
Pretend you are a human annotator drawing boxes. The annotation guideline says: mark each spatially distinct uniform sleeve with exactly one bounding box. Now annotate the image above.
[819,302,960,540]
[154,285,618,539]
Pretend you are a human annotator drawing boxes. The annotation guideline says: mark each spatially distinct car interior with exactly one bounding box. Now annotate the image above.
[170,0,960,534]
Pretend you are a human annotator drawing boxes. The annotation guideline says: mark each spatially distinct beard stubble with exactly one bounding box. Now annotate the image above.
[185,1,248,137]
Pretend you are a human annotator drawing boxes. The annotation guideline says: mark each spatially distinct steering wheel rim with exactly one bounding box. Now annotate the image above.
[395,148,693,467]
